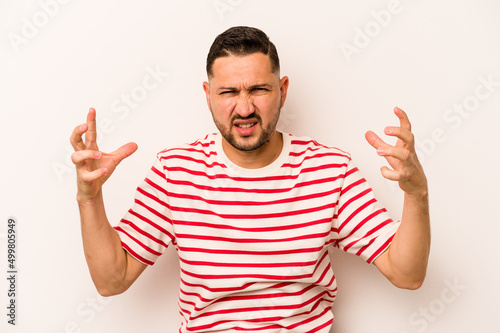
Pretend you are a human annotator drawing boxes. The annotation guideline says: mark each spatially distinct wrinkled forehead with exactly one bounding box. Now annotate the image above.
[209,52,279,86]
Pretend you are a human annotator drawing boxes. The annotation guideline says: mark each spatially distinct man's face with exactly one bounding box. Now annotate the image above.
[203,52,289,153]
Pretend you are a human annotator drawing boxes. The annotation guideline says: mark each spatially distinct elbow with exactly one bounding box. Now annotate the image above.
[392,274,426,290]
[96,286,126,297]
[96,288,118,297]
[397,280,424,290]
[94,281,128,297]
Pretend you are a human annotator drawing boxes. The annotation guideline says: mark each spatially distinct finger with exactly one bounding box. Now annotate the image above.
[70,123,88,151]
[376,144,410,159]
[380,166,400,181]
[365,130,391,150]
[71,150,102,166]
[79,167,109,183]
[383,126,414,145]
[110,142,138,165]
[85,108,98,148]
[394,106,411,131]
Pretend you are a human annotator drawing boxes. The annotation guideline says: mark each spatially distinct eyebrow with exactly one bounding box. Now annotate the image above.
[216,83,273,92]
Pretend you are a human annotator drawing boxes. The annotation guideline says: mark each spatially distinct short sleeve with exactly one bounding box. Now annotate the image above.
[332,159,400,263]
[113,156,175,265]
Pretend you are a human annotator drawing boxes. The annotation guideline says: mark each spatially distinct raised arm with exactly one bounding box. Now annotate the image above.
[70,107,147,296]
[365,107,430,290]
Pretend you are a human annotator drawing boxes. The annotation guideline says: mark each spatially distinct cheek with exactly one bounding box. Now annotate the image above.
[254,95,280,112]
[212,97,237,113]
[210,101,237,125]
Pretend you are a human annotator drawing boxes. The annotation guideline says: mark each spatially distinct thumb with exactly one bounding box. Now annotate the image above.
[112,142,138,164]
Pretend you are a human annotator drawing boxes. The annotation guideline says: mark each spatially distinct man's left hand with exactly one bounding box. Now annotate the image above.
[365,107,427,197]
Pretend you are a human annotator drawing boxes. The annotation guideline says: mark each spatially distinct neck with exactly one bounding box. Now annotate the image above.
[222,131,283,169]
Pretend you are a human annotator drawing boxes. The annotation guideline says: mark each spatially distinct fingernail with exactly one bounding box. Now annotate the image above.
[377,148,385,155]
[80,124,86,131]
[384,127,392,134]
[95,152,102,159]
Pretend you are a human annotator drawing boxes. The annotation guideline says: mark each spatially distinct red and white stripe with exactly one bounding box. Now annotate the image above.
[114,133,400,332]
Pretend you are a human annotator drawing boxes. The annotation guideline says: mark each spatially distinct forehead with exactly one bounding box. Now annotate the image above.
[210,52,277,86]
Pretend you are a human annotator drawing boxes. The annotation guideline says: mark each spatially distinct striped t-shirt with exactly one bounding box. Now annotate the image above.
[114,132,400,332]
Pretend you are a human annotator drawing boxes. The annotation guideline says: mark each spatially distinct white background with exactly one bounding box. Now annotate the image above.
[1,0,499,332]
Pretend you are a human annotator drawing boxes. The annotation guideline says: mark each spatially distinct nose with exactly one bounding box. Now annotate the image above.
[234,94,255,118]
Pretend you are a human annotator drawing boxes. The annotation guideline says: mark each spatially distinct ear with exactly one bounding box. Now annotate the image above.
[279,76,289,109]
[203,81,211,109]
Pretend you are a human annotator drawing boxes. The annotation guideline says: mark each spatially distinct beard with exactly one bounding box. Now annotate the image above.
[210,104,281,152]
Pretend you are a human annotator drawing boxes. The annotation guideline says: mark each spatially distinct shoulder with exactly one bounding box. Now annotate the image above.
[156,133,218,160]
[285,133,352,162]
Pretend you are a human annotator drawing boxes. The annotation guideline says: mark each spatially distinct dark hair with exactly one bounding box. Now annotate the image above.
[206,26,280,77]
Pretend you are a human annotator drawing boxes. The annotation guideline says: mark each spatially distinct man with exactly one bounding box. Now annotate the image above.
[70,26,430,332]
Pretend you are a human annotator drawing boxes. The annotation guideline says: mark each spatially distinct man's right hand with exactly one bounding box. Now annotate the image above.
[70,108,146,296]
[70,107,138,202]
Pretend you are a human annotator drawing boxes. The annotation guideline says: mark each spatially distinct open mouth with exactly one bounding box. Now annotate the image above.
[233,120,258,136]
[235,123,257,129]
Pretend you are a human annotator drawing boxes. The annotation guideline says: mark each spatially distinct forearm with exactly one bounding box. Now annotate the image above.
[367,107,431,289]
[78,191,129,296]
[385,190,431,288]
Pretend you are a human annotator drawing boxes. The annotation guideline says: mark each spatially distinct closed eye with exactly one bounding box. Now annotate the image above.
[252,87,270,94]
[219,90,236,95]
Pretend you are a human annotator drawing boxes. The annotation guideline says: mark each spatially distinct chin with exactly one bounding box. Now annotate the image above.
[233,139,263,151]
